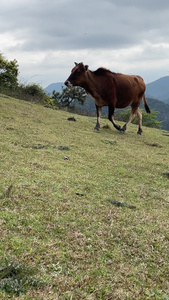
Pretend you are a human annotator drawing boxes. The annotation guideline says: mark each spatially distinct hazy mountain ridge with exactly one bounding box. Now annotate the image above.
[45,82,63,94]
[145,76,169,103]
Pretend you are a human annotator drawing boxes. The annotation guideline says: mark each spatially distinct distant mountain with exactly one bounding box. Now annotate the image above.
[145,76,169,104]
[45,82,64,95]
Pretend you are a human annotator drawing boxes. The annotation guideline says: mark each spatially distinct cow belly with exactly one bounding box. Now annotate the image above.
[116,99,133,109]
[116,91,142,108]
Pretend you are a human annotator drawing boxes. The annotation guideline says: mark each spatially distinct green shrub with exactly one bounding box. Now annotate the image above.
[13,83,57,108]
[0,260,43,296]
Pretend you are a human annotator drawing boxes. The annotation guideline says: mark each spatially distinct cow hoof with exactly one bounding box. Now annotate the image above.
[120,126,126,133]
[120,129,125,133]
[94,127,100,131]
[115,125,121,131]
[137,129,142,135]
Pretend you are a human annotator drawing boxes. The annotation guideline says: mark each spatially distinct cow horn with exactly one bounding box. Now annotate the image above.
[85,65,89,71]
[74,62,78,66]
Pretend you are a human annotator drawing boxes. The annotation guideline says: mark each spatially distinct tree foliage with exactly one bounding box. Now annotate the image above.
[0,53,19,93]
[52,86,86,108]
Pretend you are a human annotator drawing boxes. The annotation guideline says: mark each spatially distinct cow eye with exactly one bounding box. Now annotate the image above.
[75,70,80,76]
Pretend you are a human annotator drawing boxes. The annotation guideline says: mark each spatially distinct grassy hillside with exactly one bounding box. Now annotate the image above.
[0,96,169,300]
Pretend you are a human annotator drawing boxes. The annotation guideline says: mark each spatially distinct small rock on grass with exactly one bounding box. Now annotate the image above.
[108,200,136,209]
[63,156,70,160]
[162,171,169,178]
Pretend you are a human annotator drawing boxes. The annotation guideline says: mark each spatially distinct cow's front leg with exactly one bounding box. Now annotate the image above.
[108,105,121,131]
[94,105,101,131]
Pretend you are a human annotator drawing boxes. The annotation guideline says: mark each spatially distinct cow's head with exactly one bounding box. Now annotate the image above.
[64,62,88,87]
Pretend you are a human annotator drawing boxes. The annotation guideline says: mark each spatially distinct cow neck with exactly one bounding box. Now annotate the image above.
[81,70,95,97]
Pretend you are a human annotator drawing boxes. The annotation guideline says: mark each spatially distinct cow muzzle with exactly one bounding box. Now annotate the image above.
[64,80,72,87]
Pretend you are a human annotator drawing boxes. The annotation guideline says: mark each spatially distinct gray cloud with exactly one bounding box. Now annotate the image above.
[1,0,169,51]
[1,0,169,86]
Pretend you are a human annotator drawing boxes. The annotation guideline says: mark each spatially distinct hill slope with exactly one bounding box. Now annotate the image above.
[0,96,169,299]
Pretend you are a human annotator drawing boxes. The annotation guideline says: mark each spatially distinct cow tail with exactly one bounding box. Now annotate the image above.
[143,94,151,114]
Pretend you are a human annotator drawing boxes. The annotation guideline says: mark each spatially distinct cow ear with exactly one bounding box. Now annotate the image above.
[74,62,78,66]
[85,65,89,71]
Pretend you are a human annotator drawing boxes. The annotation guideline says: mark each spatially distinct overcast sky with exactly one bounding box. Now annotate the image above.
[1,0,169,88]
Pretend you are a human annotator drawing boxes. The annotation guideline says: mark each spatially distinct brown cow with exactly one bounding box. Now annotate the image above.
[65,62,151,134]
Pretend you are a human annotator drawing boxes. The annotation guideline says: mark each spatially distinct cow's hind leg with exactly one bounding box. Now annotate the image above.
[108,105,121,131]
[120,107,143,134]
[137,108,143,135]
[120,107,138,133]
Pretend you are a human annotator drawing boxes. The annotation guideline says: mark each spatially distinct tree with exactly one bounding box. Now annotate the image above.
[0,53,19,93]
[52,86,86,108]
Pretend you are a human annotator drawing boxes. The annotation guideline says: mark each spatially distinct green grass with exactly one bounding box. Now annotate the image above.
[0,95,169,299]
